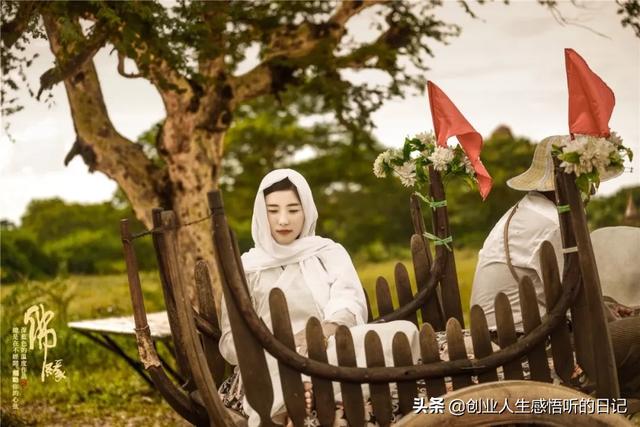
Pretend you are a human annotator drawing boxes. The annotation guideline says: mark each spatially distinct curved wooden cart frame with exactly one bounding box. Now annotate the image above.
[120,163,625,426]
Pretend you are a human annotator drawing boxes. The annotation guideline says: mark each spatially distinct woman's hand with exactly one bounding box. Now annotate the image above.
[293,329,308,356]
[320,321,339,339]
[294,321,340,356]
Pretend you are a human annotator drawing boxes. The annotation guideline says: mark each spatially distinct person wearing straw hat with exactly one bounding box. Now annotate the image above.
[470,135,628,329]
[469,137,640,399]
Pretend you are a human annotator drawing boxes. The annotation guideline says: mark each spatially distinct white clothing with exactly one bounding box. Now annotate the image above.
[217,169,420,426]
[470,192,564,329]
[219,247,418,427]
[219,248,368,366]
[239,169,367,325]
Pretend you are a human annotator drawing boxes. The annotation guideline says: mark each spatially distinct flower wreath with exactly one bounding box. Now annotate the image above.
[552,131,633,194]
[373,131,477,191]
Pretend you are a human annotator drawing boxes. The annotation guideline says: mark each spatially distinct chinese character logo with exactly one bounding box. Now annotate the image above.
[23,304,66,382]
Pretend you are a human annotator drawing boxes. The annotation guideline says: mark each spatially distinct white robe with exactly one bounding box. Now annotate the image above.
[219,250,420,426]
[218,169,421,426]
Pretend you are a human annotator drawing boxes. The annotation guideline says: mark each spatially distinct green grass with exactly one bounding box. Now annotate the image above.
[0,250,478,425]
[355,247,478,325]
[0,273,188,426]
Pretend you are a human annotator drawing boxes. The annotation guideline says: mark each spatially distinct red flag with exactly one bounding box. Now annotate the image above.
[427,81,493,200]
[565,48,615,138]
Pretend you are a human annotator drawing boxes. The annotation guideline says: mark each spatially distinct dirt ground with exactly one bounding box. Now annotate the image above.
[1,399,191,427]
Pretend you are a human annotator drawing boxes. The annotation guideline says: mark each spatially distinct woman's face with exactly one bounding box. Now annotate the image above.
[265,189,304,245]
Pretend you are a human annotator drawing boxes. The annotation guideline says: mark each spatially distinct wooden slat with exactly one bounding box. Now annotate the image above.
[392,332,418,415]
[306,317,335,427]
[376,277,394,317]
[411,234,445,331]
[395,262,419,326]
[428,168,464,327]
[419,323,446,398]
[558,169,619,398]
[194,261,226,387]
[269,289,307,427]
[335,326,365,427]
[445,318,473,390]
[151,209,193,385]
[409,193,433,266]
[364,290,374,323]
[541,241,575,383]
[469,305,498,383]
[494,292,524,380]
[208,223,276,426]
[519,276,552,382]
[365,331,393,427]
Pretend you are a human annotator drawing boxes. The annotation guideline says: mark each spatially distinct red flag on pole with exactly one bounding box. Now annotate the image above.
[427,81,493,200]
[565,48,615,138]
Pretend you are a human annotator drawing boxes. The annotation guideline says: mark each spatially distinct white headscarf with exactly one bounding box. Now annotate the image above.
[241,169,338,272]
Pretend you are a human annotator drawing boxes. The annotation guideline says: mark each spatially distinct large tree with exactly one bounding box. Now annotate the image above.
[2,1,638,302]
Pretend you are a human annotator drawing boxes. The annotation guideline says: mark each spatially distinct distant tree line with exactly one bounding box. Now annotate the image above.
[1,200,156,282]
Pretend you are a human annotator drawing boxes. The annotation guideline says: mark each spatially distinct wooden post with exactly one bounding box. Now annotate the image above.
[365,331,393,427]
[557,171,620,398]
[194,261,227,386]
[428,167,464,327]
[120,219,208,426]
[553,162,595,383]
[160,211,235,426]
[411,235,445,331]
[409,193,433,266]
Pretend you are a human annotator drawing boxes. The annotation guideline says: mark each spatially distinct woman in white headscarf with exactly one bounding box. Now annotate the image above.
[218,169,420,426]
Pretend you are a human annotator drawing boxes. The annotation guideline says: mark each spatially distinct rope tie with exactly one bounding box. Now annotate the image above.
[423,231,453,251]
[414,192,447,210]
[557,204,571,213]
[562,246,579,254]
[504,202,521,283]
[126,213,214,241]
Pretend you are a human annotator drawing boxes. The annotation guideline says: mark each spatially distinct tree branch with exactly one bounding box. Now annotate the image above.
[42,12,167,226]
[334,24,405,69]
[37,20,110,99]
[1,1,40,49]
[329,0,386,28]
[230,0,386,105]
[116,51,143,79]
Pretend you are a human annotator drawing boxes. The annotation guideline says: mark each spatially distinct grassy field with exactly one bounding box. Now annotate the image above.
[355,248,478,325]
[0,250,478,426]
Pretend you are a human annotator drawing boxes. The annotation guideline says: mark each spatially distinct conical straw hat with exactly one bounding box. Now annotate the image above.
[507,135,623,192]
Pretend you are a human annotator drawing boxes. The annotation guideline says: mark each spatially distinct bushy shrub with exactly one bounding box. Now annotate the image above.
[1,228,58,282]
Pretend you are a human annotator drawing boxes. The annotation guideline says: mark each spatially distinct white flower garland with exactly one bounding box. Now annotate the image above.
[373,131,477,189]
[553,131,633,193]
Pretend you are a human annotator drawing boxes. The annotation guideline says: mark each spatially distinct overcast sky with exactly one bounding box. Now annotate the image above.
[1,1,639,224]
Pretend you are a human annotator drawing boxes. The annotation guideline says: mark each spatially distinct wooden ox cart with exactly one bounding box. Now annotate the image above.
[119,162,633,426]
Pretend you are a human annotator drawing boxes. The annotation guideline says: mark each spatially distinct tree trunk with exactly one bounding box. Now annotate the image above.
[160,113,226,307]
[43,15,225,308]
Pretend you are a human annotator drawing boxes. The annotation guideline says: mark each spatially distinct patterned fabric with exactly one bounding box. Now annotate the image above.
[218,367,247,418]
